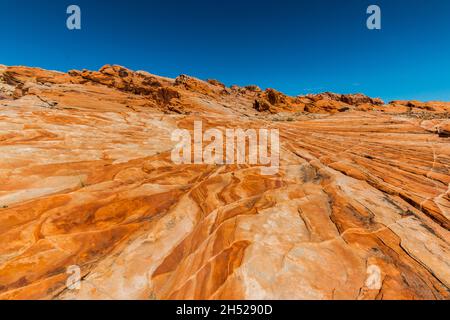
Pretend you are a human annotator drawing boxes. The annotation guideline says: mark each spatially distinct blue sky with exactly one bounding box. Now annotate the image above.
[1,0,450,102]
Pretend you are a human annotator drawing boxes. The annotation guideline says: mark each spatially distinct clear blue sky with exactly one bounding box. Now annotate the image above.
[1,0,450,102]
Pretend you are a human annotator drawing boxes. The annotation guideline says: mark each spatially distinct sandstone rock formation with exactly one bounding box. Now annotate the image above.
[0,65,449,300]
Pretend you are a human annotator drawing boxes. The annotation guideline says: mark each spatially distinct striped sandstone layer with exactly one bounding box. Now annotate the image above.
[0,65,448,300]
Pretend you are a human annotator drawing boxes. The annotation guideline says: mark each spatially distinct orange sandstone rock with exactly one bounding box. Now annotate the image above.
[0,65,448,300]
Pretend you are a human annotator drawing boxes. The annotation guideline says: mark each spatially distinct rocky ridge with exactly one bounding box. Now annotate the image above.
[0,65,449,300]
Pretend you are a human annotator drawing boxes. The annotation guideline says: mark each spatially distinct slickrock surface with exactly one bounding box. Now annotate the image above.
[0,65,449,300]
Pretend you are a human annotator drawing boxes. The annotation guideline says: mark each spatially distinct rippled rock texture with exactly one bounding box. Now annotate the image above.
[0,65,449,300]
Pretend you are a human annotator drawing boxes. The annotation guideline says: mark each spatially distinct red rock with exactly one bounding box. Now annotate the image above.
[253,98,273,112]
[0,65,448,300]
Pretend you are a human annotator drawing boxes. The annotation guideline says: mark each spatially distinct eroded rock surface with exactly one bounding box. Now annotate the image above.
[0,65,449,300]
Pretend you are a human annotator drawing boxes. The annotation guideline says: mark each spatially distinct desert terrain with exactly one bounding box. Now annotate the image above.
[0,64,449,300]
